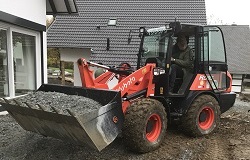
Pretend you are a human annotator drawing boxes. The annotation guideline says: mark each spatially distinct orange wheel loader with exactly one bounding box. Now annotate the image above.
[0,22,236,153]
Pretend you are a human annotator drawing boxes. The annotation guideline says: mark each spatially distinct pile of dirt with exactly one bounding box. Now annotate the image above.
[0,96,250,160]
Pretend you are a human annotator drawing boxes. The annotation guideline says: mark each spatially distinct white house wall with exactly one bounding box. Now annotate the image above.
[60,48,91,86]
[232,74,243,93]
[0,0,46,25]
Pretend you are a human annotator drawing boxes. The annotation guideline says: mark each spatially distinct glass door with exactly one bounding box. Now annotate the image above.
[202,26,228,91]
[12,32,36,96]
[0,21,41,98]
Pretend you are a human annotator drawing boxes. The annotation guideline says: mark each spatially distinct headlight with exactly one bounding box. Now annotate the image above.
[165,24,170,29]
[153,68,165,75]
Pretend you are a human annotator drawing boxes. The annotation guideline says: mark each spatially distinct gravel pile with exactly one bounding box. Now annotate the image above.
[222,98,250,115]
[0,97,250,159]
[221,95,250,122]
[13,91,102,115]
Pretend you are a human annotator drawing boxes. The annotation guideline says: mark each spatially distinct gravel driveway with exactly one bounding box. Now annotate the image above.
[0,95,250,160]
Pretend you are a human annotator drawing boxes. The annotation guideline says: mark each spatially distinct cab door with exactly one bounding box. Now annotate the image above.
[201,26,229,92]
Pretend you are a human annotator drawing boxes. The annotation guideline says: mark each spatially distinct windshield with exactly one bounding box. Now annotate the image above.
[140,31,170,68]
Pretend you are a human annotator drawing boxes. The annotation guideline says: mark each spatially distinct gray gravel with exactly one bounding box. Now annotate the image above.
[0,96,250,159]
[14,91,102,115]
[221,96,250,121]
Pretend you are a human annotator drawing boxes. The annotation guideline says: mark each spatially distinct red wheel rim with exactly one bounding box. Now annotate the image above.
[146,114,162,142]
[198,107,214,130]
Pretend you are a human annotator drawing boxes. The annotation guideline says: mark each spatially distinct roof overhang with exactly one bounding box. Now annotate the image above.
[46,0,78,15]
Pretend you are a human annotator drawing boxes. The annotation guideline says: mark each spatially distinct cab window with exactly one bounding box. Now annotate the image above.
[202,27,226,63]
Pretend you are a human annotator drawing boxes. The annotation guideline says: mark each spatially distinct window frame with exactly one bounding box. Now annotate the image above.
[202,26,227,64]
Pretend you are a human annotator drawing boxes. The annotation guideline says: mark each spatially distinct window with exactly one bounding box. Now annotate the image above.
[202,27,226,63]
[140,31,170,68]
[108,19,117,26]
[143,35,160,57]
[0,29,9,96]
[12,32,36,95]
[0,22,41,98]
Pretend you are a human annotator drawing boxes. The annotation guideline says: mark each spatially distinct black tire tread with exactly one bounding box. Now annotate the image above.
[181,94,221,137]
[122,98,167,153]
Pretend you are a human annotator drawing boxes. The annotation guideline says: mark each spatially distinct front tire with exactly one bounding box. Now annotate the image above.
[181,95,221,137]
[122,98,167,153]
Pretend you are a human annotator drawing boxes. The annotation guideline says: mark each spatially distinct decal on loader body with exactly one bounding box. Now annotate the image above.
[117,77,136,91]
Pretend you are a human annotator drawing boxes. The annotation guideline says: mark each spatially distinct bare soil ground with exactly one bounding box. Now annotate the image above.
[0,95,250,160]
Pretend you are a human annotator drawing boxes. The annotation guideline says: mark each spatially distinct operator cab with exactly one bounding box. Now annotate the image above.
[137,22,229,97]
[137,23,197,96]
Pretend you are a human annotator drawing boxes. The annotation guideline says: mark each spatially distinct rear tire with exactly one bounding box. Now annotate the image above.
[122,98,167,153]
[181,95,220,137]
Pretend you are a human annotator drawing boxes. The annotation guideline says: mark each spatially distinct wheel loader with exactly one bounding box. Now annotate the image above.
[0,22,236,153]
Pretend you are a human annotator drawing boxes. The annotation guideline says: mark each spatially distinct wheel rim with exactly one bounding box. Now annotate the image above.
[198,107,214,130]
[146,114,162,142]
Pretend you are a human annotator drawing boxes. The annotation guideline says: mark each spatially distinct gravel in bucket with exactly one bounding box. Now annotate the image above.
[14,91,102,115]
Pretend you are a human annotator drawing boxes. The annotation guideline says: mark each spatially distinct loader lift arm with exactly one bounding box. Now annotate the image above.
[77,58,156,112]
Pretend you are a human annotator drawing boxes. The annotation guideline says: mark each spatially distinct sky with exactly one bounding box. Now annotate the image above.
[205,0,250,25]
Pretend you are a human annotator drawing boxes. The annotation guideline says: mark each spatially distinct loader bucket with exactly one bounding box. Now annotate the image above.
[0,84,124,151]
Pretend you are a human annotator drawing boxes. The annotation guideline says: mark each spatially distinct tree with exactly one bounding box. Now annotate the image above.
[47,48,60,68]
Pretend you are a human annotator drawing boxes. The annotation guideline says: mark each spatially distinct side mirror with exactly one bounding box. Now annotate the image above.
[139,27,146,38]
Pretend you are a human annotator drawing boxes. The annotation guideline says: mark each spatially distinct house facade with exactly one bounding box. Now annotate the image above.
[0,0,47,99]
[218,25,250,92]
[47,0,207,86]
[0,0,77,112]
